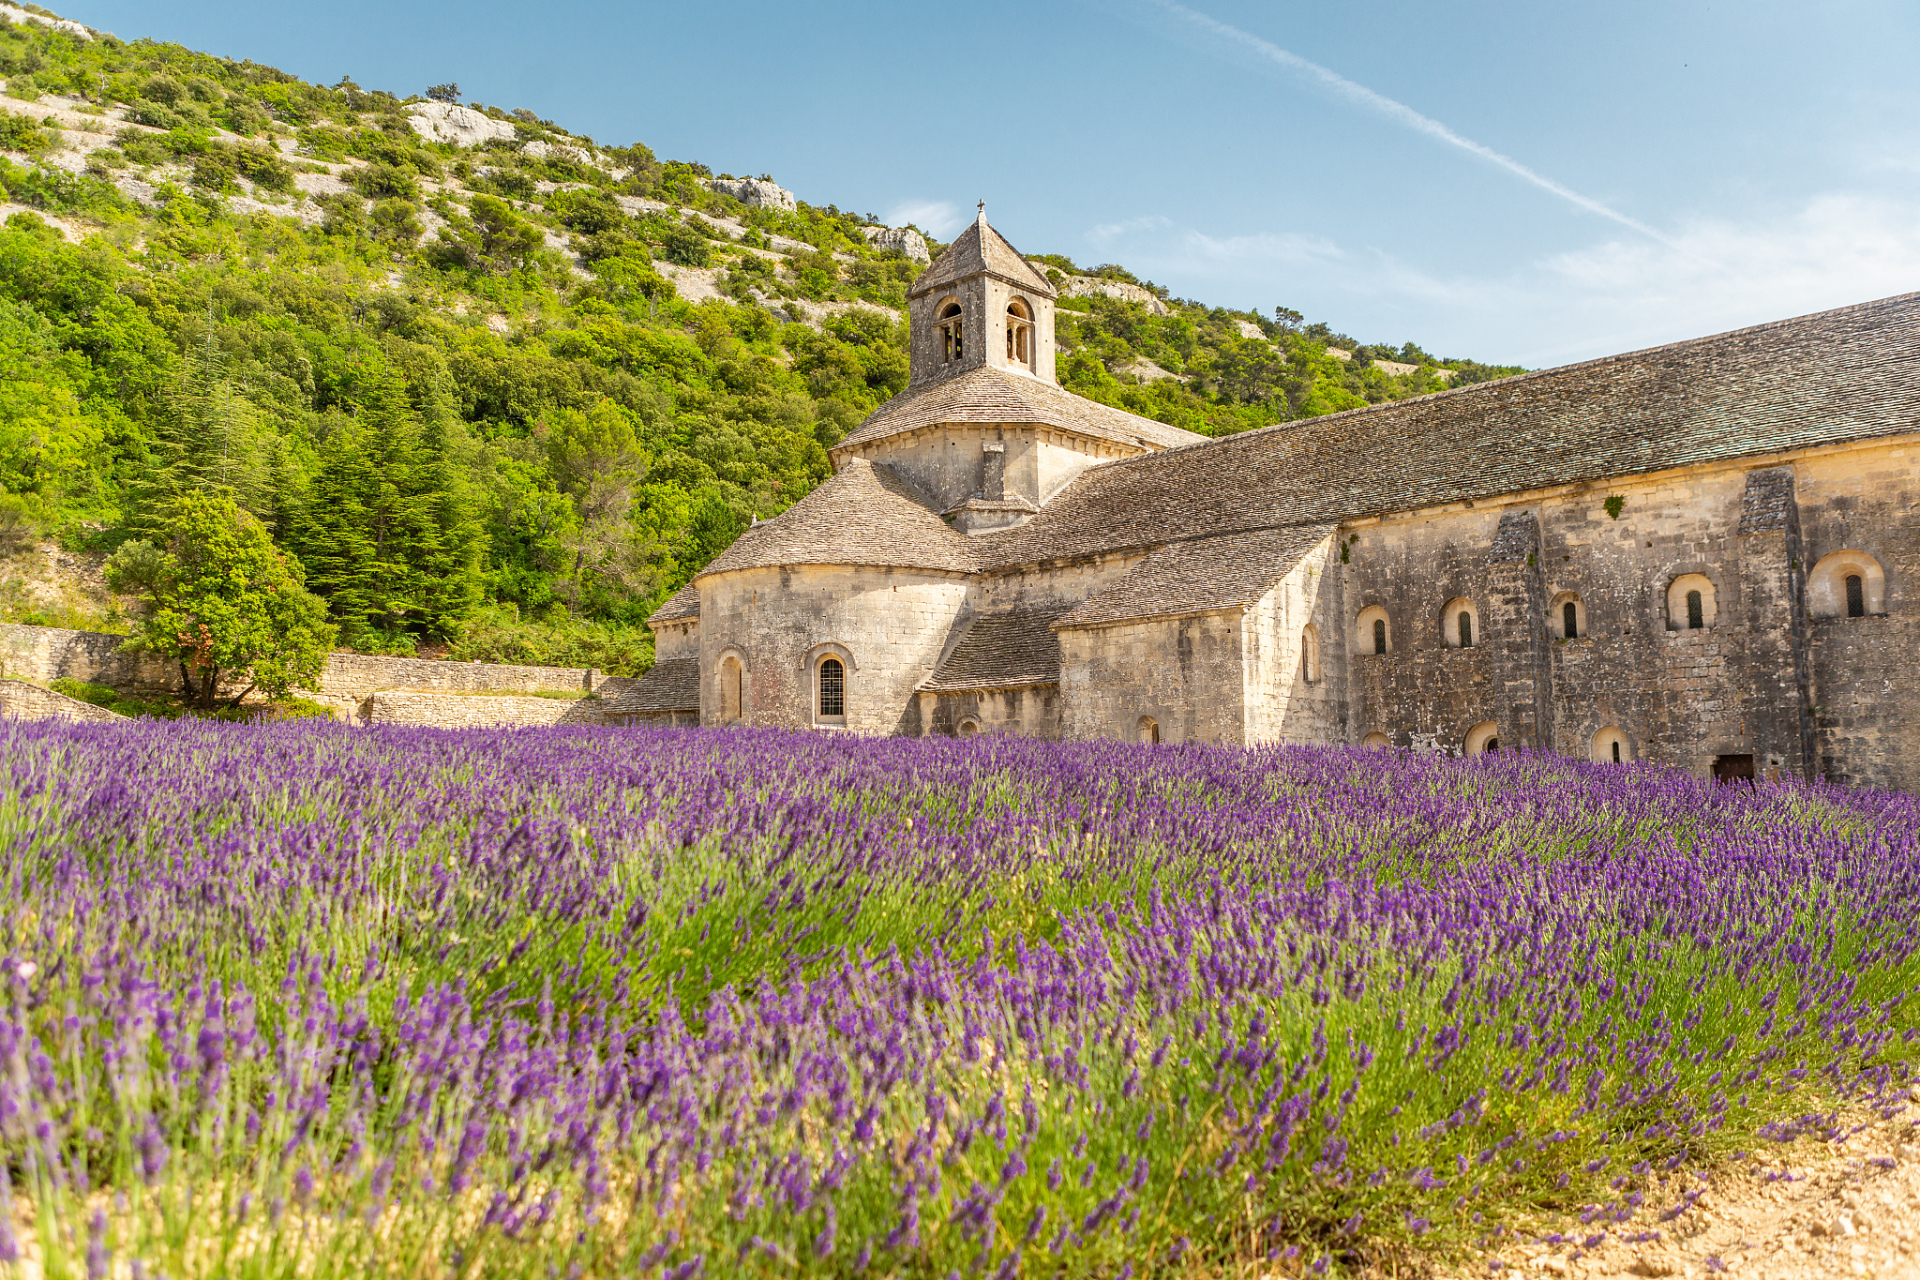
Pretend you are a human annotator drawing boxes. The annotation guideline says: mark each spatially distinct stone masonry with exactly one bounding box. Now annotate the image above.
[617,209,1920,790]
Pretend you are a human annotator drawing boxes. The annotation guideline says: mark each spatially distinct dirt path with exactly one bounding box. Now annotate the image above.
[1467,1105,1920,1279]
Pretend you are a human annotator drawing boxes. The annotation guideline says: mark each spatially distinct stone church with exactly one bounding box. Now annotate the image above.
[616,210,1920,789]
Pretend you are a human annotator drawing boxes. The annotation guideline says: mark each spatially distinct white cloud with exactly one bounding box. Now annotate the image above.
[1077,190,1920,366]
[883,199,964,237]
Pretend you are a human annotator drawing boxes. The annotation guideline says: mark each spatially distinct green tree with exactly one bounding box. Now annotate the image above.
[105,489,335,709]
[294,366,480,645]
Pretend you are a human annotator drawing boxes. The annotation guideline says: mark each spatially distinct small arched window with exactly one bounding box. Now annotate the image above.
[1005,298,1033,369]
[938,300,964,363]
[1362,731,1391,750]
[1355,606,1391,655]
[1666,574,1717,631]
[1590,727,1630,764]
[1300,624,1320,684]
[718,654,743,723]
[1441,598,1478,650]
[1807,551,1886,619]
[817,656,846,723]
[1463,721,1500,756]
[1137,715,1160,745]
[957,717,980,738]
[1552,591,1586,640]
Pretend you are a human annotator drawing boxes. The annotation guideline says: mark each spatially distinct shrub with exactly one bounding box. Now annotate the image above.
[349,161,418,201]
[139,74,185,106]
[232,144,293,192]
[658,220,709,267]
[0,110,52,155]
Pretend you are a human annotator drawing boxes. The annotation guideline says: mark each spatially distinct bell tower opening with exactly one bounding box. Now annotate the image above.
[904,208,1058,387]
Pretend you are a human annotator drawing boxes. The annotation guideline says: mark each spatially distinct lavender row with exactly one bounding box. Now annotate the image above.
[1,719,1915,1277]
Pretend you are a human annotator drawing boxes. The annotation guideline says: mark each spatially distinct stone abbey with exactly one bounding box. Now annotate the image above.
[617,210,1920,790]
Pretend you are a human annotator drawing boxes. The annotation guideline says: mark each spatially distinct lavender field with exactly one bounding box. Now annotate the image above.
[2,720,1917,1278]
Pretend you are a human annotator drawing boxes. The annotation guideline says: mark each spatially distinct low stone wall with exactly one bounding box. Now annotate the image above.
[0,677,126,723]
[0,623,603,722]
[0,623,177,692]
[368,690,592,729]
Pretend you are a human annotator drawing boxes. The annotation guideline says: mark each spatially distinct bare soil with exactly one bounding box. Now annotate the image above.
[1465,1105,1920,1280]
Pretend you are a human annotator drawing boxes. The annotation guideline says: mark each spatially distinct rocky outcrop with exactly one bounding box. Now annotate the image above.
[522,139,592,165]
[405,102,517,148]
[0,4,91,40]
[859,225,930,263]
[701,176,796,212]
[1233,319,1267,341]
[1046,271,1171,317]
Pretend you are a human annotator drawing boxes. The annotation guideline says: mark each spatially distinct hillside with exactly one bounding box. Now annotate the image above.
[0,4,1523,672]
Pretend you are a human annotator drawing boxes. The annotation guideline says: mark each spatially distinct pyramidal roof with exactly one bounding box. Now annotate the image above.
[692,457,979,581]
[909,210,1056,300]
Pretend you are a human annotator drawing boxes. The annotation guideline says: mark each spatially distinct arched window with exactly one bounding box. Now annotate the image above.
[1354,605,1391,655]
[817,656,846,724]
[1137,715,1160,745]
[1807,551,1886,619]
[718,654,743,723]
[957,717,980,738]
[1441,598,1478,650]
[1005,298,1033,369]
[1552,591,1586,640]
[1666,574,1717,631]
[938,300,964,363]
[1362,731,1391,750]
[1300,624,1320,684]
[1590,727,1630,764]
[1463,721,1500,756]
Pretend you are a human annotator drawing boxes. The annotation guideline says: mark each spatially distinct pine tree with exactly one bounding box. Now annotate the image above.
[293,363,481,646]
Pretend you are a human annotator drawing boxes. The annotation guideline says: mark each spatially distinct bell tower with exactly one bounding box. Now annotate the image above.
[906,206,1059,388]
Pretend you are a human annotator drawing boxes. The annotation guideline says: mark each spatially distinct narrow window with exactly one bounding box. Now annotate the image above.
[1458,612,1473,649]
[939,303,963,363]
[1611,741,1621,763]
[1563,601,1578,639]
[1485,737,1498,753]
[818,657,844,718]
[1686,589,1704,630]
[1372,618,1387,655]
[1846,574,1865,618]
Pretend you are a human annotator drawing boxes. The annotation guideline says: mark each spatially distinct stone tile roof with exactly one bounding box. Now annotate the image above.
[605,657,700,714]
[696,457,978,579]
[835,364,1207,455]
[920,601,1074,692]
[1056,524,1337,630]
[648,582,701,625]
[979,292,1920,569]
[909,212,1056,300]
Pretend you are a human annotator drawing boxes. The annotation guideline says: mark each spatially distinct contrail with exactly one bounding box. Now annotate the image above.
[1154,1,1674,246]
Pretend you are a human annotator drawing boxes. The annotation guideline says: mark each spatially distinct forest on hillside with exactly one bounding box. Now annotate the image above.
[0,9,1522,676]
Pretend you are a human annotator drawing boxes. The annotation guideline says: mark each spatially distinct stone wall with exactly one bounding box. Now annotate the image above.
[1330,439,1920,782]
[0,622,603,725]
[1057,612,1246,744]
[698,564,971,735]
[852,424,1134,516]
[0,677,126,723]
[1242,535,1345,744]
[920,685,1064,738]
[367,690,597,729]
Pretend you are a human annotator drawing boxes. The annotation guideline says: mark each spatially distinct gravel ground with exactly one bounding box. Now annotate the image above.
[1466,1106,1920,1280]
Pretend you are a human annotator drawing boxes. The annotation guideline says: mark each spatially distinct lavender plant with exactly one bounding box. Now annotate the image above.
[1,720,1915,1278]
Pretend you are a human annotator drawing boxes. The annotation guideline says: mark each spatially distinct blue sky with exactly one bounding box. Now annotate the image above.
[61,0,1920,367]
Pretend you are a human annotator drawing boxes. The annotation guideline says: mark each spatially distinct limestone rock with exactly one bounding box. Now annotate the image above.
[521,138,592,165]
[405,102,517,148]
[702,176,797,212]
[0,3,91,40]
[1233,318,1267,340]
[1046,271,1171,317]
[859,225,930,263]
